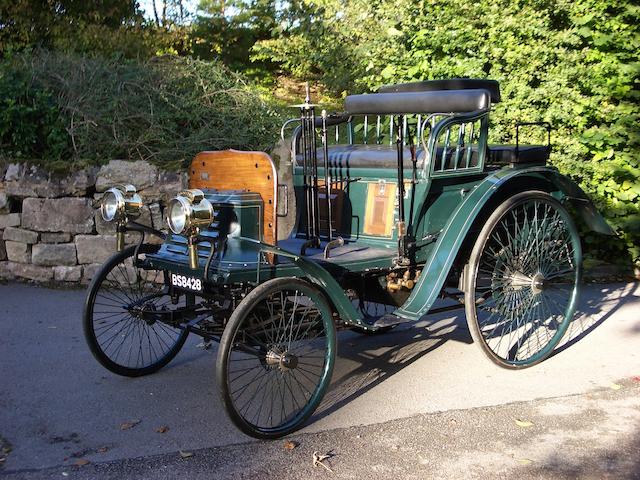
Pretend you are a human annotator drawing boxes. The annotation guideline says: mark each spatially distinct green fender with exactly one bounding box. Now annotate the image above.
[235,237,362,324]
[395,166,614,321]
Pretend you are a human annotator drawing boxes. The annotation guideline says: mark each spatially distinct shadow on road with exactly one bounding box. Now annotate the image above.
[554,282,639,355]
[315,312,470,419]
[316,283,639,421]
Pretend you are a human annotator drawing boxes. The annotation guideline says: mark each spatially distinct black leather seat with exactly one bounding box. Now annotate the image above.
[294,143,547,169]
[295,144,483,170]
[487,145,549,164]
[295,144,427,169]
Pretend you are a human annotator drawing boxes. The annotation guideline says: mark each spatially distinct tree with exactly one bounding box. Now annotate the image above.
[189,0,278,71]
[0,0,150,57]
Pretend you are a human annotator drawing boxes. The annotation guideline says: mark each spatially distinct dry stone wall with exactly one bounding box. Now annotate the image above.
[0,161,186,285]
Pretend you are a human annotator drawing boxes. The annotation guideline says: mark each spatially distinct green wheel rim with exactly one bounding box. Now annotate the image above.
[83,245,189,377]
[218,278,336,438]
[467,192,582,368]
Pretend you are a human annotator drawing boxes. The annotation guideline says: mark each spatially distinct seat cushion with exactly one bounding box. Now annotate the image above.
[294,144,483,170]
[488,145,549,164]
[295,144,427,169]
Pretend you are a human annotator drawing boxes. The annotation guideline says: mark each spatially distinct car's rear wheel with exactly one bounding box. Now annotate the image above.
[465,191,582,369]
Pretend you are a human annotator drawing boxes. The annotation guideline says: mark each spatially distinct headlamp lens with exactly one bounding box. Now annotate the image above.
[168,198,188,234]
[101,190,122,222]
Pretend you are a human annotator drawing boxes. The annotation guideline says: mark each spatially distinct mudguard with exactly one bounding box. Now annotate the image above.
[236,237,362,324]
[395,166,614,321]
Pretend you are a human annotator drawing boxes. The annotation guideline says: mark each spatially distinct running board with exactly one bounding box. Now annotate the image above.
[372,313,412,328]
[375,302,466,328]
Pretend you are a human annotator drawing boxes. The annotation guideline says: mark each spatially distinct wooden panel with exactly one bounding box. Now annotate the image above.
[363,182,396,236]
[189,150,277,246]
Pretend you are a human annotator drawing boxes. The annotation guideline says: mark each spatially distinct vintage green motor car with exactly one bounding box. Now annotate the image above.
[83,79,614,439]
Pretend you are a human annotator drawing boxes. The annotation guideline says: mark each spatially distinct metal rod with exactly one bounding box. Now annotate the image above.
[187,237,199,269]
[454,122,465,170]
[309,104,321,238]
[442,127,451,171]
[376,116,381,144]
[321,110,333,241]
[396,115,406,259]
[116,230,125,252]
[465,121,475,168]
[363,115,368,144]
[300,104,311,238]
[403,116,408,146]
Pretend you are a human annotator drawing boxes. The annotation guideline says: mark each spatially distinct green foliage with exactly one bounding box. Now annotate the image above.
[0,0,155,58]
[255,0,640,264]
[189,0,278,73]
[0,0,637,263]
[0,66,70,161]
[0,51,285,171]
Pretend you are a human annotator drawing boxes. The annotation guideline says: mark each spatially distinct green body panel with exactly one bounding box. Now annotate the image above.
[395,166,613,320]
[145,163,611,325]
[146,236,363,323]
[293,164,425,244]
[241,238,363,324]
[547,172,615,235]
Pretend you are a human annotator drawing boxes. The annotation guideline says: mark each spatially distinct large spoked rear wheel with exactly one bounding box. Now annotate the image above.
[465,191,582,369]
[83,244,189,377]
[217,277,336,439]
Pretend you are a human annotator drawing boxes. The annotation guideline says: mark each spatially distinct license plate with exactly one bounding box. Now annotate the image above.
[170,273,203,292]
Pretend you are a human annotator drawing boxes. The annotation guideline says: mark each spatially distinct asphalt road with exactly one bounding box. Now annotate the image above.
[0,281,639,477]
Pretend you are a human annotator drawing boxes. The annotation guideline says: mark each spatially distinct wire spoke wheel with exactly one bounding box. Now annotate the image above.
[465,191,582,368]
[217,278,336,439]
[83,245,189,377]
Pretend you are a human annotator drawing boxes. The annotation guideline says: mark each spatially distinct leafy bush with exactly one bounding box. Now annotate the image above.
[0,50,285,171]
[255,0,640,264]
[0,66,70,161]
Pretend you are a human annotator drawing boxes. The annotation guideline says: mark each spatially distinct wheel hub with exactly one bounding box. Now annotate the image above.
[129,302,158,325]
[265,349,298,370]
[531,272,547,294]
[508,271,547,294]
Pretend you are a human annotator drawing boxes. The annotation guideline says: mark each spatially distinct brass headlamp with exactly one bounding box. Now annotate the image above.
[167,189,214,269]
[100,184,143,251]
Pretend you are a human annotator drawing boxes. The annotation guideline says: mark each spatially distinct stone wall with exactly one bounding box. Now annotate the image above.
[0,161,186,285]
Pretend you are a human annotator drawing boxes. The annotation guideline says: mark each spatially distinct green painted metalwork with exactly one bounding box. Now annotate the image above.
[425,110,489,178]
[464,192,582,367]
[245,238,363,324]
[395,165,611,320]
[546,172,615,235]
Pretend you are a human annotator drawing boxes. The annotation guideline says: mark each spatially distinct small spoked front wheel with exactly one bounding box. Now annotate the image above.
[217,277,336,439]
[83,245,189,377]
[465,191,582,369]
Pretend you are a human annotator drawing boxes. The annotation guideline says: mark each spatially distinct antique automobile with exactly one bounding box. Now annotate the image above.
[83,79,614,439]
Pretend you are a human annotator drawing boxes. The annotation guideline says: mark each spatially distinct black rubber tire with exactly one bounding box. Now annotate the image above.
[464,191,582,369]
[217,277,336,439]
[83,244,189,377]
